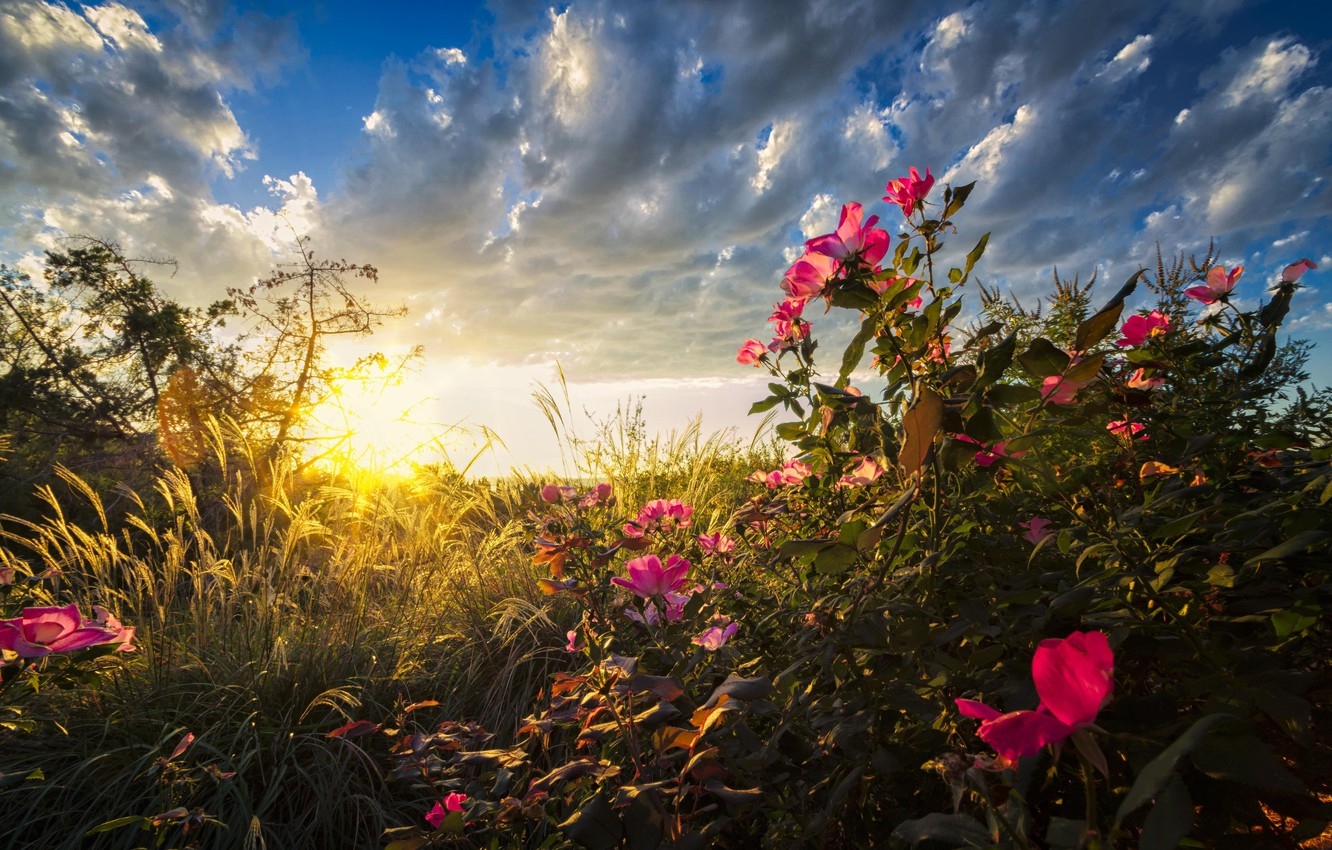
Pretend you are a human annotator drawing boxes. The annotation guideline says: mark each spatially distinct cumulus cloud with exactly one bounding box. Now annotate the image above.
[3,0,1331,389]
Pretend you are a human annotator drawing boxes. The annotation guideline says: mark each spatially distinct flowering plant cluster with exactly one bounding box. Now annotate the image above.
[368,168,1329,849]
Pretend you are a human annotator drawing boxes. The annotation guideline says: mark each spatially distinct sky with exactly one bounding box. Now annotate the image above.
[2,0,1331,476]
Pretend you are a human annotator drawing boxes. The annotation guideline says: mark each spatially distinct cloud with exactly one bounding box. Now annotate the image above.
[3,0,1331,392]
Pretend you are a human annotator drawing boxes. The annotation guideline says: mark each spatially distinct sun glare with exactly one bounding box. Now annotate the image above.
[301,362,457,479]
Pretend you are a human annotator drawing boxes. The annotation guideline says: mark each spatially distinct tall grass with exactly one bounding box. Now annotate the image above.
[0,408,772,848]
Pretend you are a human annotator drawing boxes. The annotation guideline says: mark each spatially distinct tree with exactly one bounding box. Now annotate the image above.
[225,237,417,472]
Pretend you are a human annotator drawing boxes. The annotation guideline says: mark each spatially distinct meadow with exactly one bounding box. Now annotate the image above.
[2,171,1329,849]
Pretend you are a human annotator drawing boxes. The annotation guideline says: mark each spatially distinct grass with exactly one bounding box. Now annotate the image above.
[0,408,773,848]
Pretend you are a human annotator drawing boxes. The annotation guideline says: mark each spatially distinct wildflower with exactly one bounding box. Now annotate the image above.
[781,250,836,301]
[736,339,767,366]
[86,606,136,652]
[1185,265,1242,304]
[579,483,613,507]
[804,202,890,268]
[1117,311,1170,347]
[955,434,1024,468]
[837,455,884,487]
[0,604,129,658]
[540,483,577,503]
[425,792,468,829]
[565,630,582,653]
[624,591,689,625]
[956,631,1114,761]
[1107,420,1148,441]
[1020,517,1053,544]
[1281,258,1317,283]
[692,620,739,651]
[698,532,736,555]
[1126,368,1164,391]
[622,499,693,537]
[883,166,934,217]
[611,554,691,598]
[1041,374,1089,405]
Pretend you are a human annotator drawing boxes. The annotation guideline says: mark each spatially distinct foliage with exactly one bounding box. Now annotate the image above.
[371,172,1330,849]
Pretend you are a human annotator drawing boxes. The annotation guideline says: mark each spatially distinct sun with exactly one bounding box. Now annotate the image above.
[300,360,457,479]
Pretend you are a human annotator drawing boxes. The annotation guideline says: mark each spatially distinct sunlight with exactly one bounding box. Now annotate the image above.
[300,359,457,479]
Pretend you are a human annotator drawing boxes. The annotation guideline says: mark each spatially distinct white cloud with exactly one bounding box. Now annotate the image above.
[1097,34,1153,83]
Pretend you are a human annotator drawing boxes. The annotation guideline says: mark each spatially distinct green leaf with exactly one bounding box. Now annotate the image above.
[1017,338,1070,378]
[1074,272,1140,351]
[1191,734,1305,793]
[749,397,780,414]
[960,232,989,283]
[1065,352,1105,382]
[1140,774,1193,850]
[840,316,877,387]
[1116,714,1237,823]
[814,543,859,575]
[987,383,1041,408]
[891,812,991,848]
[85,816,149,836]
[1245,530,1330,565]
[944,182,977,220]
[559,794,624,850]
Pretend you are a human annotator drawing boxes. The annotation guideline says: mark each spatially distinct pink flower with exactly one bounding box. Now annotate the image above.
[0,604,127,658]
[540,483,577,503]
[768,297,805,325]
[883,167,935,217]
[767,318,810,353]
[1126,368,1164,391]
[1041,374,1090,406]
[1185,265,1243,304]
[622,499,694,537]
[86,605,136,652]
[698,532,736,555]
[956,631,1114,761]
[565,630,582,653]
[624,591,690,625]
[837,455,884,487]
[804,202,890,268]
[1281,258,1317,283]
[425,792,469,828]
[781,250,837,301]
[692,621,739,651]
[737,339,767,366]
[611,554,691,598]
[1020,517,1053,544]
[1117,311,1170,348]
[579,483,613,507]
[1107,420,1148,441]
[955,435,1023,468]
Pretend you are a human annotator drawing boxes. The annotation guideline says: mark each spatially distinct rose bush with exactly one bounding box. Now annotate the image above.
[366,170,1329,849]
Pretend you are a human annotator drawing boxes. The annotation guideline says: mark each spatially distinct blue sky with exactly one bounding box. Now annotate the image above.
[2,0,1331,473]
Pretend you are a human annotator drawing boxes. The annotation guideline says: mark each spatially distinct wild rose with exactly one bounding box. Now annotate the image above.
[804,202,890,268]
[625,591,690,625]
[540,483,577,503]
[565,629,582,653]
[884,166,934,217]
[736,339,766,366]
[611,554,691,598]
[1126,368,1164,391]
[86,606,136,652]
[1107,420,1148,441]
[579,482,613,507]
[698,532,736,555]
[1185,264,1243,304]
[425,792,468,829]
[781,250,836,301]
[622,499,693,537]
[956,630,1114,761]
[1281,258,1317,283]
[768,297,805,325]
[956,434,1023,468]
[1020,517,1054,544]
[767,318,810,353]
[0,604,128,658]
[837,455,884,487]
[692,620,739,651]
[1041,374,1090,405]
[1117,311,1170,347]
